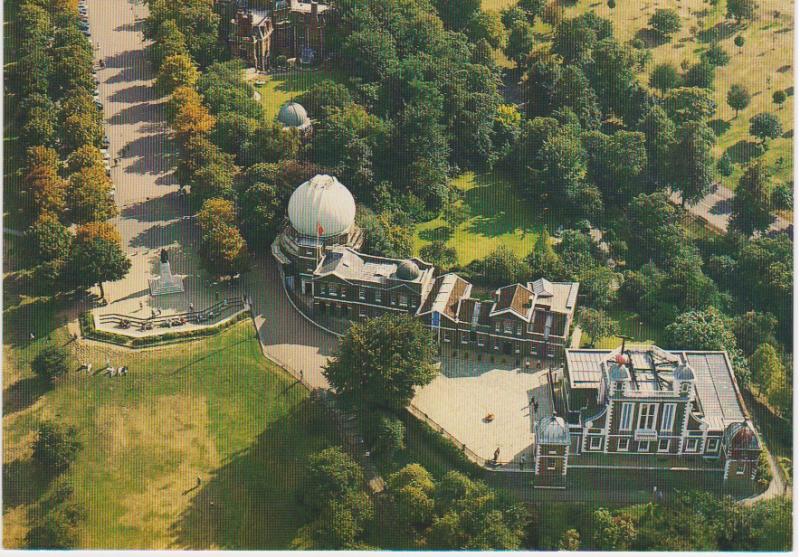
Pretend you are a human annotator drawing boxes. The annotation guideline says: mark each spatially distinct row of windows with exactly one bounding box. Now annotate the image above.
[440,330,557,356]
[587,436,720,453]
[617,402,676,432]
[317,283,417,308]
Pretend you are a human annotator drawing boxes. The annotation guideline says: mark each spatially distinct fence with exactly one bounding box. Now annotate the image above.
[407,403,492,468]
[98,295,246,331]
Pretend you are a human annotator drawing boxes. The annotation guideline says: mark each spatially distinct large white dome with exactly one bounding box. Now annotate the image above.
[287,174,356,238]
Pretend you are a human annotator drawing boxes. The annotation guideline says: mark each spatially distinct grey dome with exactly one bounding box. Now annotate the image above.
[287,174,356,237]
[396,260,420,280]
[536,415,569,445]
[278,102,311,129]
[674,364,695,381]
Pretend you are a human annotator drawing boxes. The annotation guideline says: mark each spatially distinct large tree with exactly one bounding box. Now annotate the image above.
[749,112,782,146]
[323,313,438,411]
[649,9,682,40]
[24,146,67,219]
[64,222,131,299]
[155,53,199,94]
[31,346,70,384]
[726,84,751,117]
[730,160,775,236]
[66,165,118,224]
[32,422,82,473]
[727,0,757,24]
[671,121,715,206]
[579,307,618,347]
[649,62,682,94]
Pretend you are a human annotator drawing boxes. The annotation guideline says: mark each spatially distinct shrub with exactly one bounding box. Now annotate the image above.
[771,182,792,210]
[362,411,405,459]
[31,346,69,383]
[755,451,773,491]
[32,422,82,473]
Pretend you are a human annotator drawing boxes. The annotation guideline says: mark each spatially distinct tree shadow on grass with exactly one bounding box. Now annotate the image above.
[418,226,451,243]
[169,399,338,549]
[3,376,50,416]
[634,28,666,48]
[697,21,740,43]
[724,140,763,165]
[3,459,55,510]
[709,118,732,136]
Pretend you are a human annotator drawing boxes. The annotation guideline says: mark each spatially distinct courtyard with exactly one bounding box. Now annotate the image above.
[411,353,555,467]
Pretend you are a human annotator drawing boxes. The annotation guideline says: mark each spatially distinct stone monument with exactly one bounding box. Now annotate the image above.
[149,248,184,296]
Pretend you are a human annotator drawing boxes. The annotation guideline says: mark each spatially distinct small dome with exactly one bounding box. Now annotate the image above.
[674,364,695,381]
[287,175,356,237]
[609,363,629,381]
[536,415,569,445]
[396,260,420,280]
[724,421,760,451]
[278,102,311,129]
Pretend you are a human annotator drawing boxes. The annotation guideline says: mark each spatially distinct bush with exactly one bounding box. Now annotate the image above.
[771,182,792,210]
[25,481,86,549]
[755,451,772,491]
[32,422,82,473]
[361,411,405,459]
[717,153,733,177]
[302,447,364,513]
[31,346,69,383]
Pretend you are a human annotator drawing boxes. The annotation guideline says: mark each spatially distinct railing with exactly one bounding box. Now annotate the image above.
[98,296,246,330]
[407,403,491,468]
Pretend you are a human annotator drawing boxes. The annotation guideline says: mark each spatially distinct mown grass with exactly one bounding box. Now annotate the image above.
[256,67,345,120]
[580,305,667,349]
[3,318,341,549]
[413,171,577,266]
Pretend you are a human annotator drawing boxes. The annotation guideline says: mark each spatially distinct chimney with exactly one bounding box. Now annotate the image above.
[311,1,318,15]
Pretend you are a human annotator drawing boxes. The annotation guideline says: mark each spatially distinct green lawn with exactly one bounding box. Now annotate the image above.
[413,171,575,266]
[3,315,340,549]
[580,305,666,349]
[256,67,345,120]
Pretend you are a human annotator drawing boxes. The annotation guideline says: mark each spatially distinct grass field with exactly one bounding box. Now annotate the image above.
[549,0,793,194]
[580,305,667,349]
[256,67,345,120]
[413,171,577,266]
[3,307,341,549]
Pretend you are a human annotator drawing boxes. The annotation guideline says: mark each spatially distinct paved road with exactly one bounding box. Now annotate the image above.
[671,186,791,235]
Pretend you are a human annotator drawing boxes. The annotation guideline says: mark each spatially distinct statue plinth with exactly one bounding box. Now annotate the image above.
[149,249,184,296]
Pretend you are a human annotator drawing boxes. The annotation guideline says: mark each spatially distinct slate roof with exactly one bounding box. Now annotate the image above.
[416,274,471,321]
[491,284,534,319]
[314,246,433,286]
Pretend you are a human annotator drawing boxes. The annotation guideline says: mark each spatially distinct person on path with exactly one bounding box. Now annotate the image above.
[139,301,143,311]
[519,455,526,470]
[189,303,194,313]
[530,395,535,406]
[493,447,500,464]
[196,476,202,487]
[29,332,35,341]
[534,401,539,414]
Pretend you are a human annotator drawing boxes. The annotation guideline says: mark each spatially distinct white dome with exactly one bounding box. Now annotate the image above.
[287,174,356,238]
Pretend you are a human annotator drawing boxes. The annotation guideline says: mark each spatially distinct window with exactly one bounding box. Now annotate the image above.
[637,403,658,431]
[340,286,347,298]
[495,322,501,332]
[707,438,719,453]
[658,439,670,452]
[358,306,367,317]
[530,344,536,355]
[442,331,450,343]
[619,403,634,431]
[399,295,408,307]
[660,404,676,432]
[375,290,382,303]
[589,436,602,450]
[685,438,700,452]
[391,295,397,306]
[504,320,513,334]
[681,382,690,394]
[477,335,485,347]
[318,283,327,295]
[515,324,522,336]
[547,460,557,471]
[358,288,365,301]
[736,463,747,475]
[638,440,650,452]
[617,438,629,451]
[461,333,469,344]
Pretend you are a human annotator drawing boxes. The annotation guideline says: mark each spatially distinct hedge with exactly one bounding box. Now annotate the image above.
[79,310,252,348]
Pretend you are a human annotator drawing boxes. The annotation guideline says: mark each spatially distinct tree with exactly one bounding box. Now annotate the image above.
[301,447,364,513]
[236,182,284,250]
[553,65,601,129]
[31,346,69,384]
[526,227,562,279]
[523,53,563,117]
[361,411,405,459]
[663,87,716,124]
[584,130,648,204]
[468,245,528,286]
[727,0,757,24]
[323,313,438,411]
[749,112,782,146]
[552,16,597,66]
[519,0,547,20]
[298,80,353,119]
[772,89,787,109]
[149,19,188,69]
[727,84,751,117]
[295,490,374,549]
[730,160,775,236]
[505,19,535,67]
[591,508,636,550]
[671,121,715,207]
[342,29,398,83]
[467,11,506,50]
[649,9,682,40]
[733,311,778,356]
[65,145,105,175]
[419,241,458,272]
[750,343,784,394]
[198,222,249,278]
[684,61,715,89]
[32,422,82,473]
[649,62,681,94]
[172,96,216,140]
[542,1,564,27]
[579,308,618,347]
[734,34,745,50]
[189,157,238,208]
[702,43,730,67]
[66,165,118,224]
[24,483,86,550]
[434,0,481,30]
[638,105,677,187]
[156,53,199,94]
[25,215,74,263]
[26,153,70,219]
[771,181,792,210]
[559,529,581,550]
[388,464,436,531]
[626,192,687,267]
[64,222,131,299]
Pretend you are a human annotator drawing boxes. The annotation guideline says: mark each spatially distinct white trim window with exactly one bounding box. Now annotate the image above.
[358,306,367,317]
[619,403,634,431]
[461,332,469,344]
[638,440,650,452]
[515,323,522,336]
[660,403,676,432]
[588,436,603,450]
[399,294,408,307]
[504,320,513,334]
[547,460,557,471]
[637,403,658,431]
[391,295,397,306]
[358,288,366,301]
[442,330,451,343]
[477,335,485,347]
[736,462,747,475]
[685,438,701,452]
[617,438,630,451]
[706,438,720,453]
[340,286,347,298]
[495,322,501,332]
[375,290,382,303]
[658,439,670,452]
[319,283,327,295]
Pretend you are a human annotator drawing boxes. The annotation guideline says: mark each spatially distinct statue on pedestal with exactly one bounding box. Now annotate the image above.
[149,248,184,296]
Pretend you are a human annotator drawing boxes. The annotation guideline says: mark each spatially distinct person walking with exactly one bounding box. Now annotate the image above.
[519,455,526,470]
[533,401,539,414]
[493,447,500,465]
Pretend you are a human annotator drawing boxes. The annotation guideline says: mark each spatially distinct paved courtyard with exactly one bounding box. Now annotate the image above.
[412,355,555,465]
